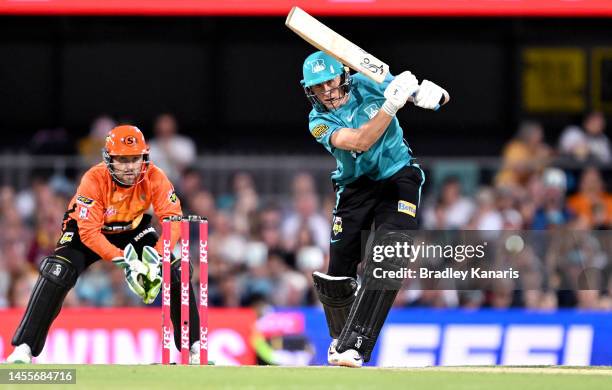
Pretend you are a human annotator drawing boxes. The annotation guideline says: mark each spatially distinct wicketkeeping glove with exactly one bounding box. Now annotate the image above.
[382,71,419,116]
[112,243,149,301]
[141,246,163,304]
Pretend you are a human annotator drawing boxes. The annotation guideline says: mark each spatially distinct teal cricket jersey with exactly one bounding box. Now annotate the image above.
[308,73,413,186]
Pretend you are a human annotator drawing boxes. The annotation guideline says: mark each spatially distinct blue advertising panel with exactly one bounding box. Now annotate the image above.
[277,309,612,366]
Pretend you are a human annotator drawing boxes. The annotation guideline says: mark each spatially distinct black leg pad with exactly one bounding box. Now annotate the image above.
[336,231,412,362]
[12,256,78,356]
[313,271,358,338]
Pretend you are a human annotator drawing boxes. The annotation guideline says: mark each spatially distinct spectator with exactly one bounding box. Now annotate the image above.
[281,191,329,252]
[466,187,503,230]
[148,113,196,183]
[423,176,475,229]
[177,166,204,199]
[496,121,552,188]
[531,168,574,230]
[226,172,260,236]
[254,205,284,252]
[496,186,523,229]
[268,251,309,307]
[583,112,610,164]
[187,190,217,225]
[292,172,317,195]
[78,115,116,164]
[8,270,38,307]
[559,112,611,164]
[567,167,612,229]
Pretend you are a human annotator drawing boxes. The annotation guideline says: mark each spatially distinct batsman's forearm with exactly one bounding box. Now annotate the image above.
[354,110,394,152]
[331,111,393,152]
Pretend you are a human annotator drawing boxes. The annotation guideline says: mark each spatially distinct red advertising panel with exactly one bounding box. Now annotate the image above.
[0,0,611,17]
[0,308,256,365]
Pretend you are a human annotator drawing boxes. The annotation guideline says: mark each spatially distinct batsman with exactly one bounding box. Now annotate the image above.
[302,51,449,367]
[6,125,202,364]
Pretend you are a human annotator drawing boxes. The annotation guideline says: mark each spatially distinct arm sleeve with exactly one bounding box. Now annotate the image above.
[150,168,183,255]
[309,116,343,154]
[75,172,124,261]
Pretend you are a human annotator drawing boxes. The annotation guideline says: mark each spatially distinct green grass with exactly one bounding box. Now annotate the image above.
[1,365,611,390]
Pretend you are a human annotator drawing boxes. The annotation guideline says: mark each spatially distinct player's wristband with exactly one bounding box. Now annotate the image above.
[381,100,400,116]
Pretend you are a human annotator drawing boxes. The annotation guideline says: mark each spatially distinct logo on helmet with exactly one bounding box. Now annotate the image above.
[123,136,137,146]
[309,59,326,73]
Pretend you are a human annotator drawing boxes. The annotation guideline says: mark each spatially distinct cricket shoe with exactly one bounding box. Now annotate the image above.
[327,339,338,365]
[328,340,363,368]
[189,341,200,365]
[6,343,32,364]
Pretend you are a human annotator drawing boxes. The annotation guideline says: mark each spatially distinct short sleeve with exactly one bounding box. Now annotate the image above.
[309,116,342,153]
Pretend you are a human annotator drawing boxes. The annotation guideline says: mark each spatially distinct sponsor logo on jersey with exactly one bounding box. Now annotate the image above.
[332,216,343,236]
[76,195,95,207]
[104,206,117,217]
[398,200,417,217]
[134,226,156,242]
[311,124,329,138]
[59,232,74,245]
[364,103,379,119]
[168,189,178,204]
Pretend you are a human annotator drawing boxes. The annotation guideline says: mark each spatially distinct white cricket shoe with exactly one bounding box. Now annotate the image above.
[328,339,363,368]
[327,339,338,365]
[189,341,200,365]
[6,343,32,364]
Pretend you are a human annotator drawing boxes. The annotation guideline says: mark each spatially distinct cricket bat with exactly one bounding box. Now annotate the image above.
[285,6,449,105]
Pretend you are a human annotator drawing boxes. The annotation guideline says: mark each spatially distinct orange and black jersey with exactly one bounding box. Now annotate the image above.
[62,162,182,260]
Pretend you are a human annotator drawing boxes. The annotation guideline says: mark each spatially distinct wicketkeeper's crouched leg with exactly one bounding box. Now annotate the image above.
[12,255,79,356]
[169,258,200,351]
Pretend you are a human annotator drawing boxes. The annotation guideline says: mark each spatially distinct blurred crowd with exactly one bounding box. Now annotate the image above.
[0,111,610,311]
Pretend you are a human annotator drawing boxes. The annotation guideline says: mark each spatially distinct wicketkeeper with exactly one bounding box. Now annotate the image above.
[301,51,449,367]
[6,125,201,364]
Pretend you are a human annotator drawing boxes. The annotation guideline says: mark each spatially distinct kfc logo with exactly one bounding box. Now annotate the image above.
[181,240,190,263]
[181,282,189,306]
[162,326,172,349]
[200,282,208,307]
[181,325,190,350]
[200,327,209,351]
[162,239,171,262]
[162,283,171,306]
[199,240,208,264]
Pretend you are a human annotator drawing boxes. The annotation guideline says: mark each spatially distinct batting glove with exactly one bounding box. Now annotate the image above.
[382,71,419,116]
[413,80,447,111]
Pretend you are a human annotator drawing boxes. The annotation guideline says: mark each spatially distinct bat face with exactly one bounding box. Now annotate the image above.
[286,6,389,84]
